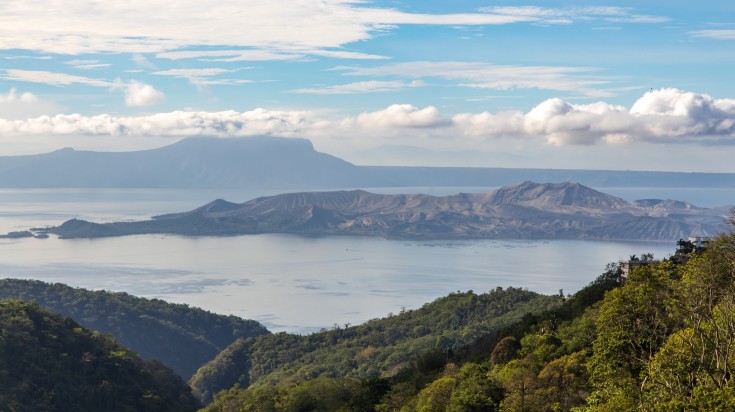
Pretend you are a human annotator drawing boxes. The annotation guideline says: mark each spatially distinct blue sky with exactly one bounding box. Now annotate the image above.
[1,1,734,172]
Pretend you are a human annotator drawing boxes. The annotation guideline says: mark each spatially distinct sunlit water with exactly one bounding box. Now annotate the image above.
[0,187,729,333]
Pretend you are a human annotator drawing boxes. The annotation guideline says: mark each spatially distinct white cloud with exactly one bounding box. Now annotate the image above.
[352,104,447,129]
[153,68,233,77]
[0,88,38,103]
[124,80,165,107]
[1,69,115,87]
[0,89,732,147]
[0,109,317,137]
[0,0,552,58]
[690,30,735,40]
[0,2,664,62]
[0,88,63,120]
[152,68,252,88]
[305,49,389,60]
[156,49,302,62]
[456,88,735,145]
[64,59,111,69]
[628,88,735,139]
[158,48,390,62]
[480,6,669,25]
[1,69,164,107]
[132,54,157,69]
[289,80,424,95]
[334,61,614,97]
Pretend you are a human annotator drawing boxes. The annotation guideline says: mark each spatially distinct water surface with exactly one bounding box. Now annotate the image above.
[0,187,716,332]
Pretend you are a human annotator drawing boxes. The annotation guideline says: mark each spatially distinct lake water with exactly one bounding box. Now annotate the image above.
[0,186,729,333]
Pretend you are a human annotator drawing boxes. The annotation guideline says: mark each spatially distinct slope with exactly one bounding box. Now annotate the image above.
[0,299,200,411]
[189,287,561,404]
[0,279,270,379]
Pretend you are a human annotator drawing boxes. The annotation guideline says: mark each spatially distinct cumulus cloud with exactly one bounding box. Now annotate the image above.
[0,89,732,147]
[1,69,164,107]
[0,109,318,137]
[0,88,64,120]
[454,88,735,145]
[352,104,447,129]
[124,80,165,107]
[0,88,38,103]
[628,88,735,139]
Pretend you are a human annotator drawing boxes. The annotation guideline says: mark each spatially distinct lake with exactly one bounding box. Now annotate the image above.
[0,186,728,333]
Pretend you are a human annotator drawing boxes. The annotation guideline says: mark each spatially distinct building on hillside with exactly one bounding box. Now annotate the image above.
[620,256,662,277]
[688,236,712,248]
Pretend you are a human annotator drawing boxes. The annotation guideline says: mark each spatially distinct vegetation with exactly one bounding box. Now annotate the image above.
[0,299,200,411]
[6,234,734,410]
[191,287,562,404]
[0,279,270,379]
[202,236,735,410]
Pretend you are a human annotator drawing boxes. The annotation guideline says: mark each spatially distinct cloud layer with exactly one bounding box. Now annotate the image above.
[0,0,532,56]
[334,62,615,98]
[0,1,668,59]
[0,89,733,146]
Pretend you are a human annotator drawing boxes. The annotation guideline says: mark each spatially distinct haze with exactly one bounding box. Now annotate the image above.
[1,1,734,172]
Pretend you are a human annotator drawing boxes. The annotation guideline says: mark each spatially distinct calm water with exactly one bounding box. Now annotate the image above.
[0,187,727,333]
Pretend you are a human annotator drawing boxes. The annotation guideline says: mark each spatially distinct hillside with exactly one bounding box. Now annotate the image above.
[0,299,200,411]
[190,287,561,404]
[0,136,734,189]
[0,279,270,379]
[41,181,726,241]
[202,235,735,411]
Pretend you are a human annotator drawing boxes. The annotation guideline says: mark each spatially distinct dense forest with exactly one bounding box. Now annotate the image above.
[191,288,561,403]
[0,299,200,411]
[201,235,735,411]
[0,279,269,379]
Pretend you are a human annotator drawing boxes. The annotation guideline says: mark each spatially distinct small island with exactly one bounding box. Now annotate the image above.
[0,230,34,239]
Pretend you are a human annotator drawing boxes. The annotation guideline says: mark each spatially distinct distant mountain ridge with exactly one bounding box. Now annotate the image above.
[0,137,360,189]
[40,181,727,241]
[1,136,734,189]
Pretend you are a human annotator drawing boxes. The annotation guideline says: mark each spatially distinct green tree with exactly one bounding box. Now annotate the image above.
[587,263,681,410]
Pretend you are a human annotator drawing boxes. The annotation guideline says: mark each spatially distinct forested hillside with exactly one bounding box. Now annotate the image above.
[191,287,562,404]
[0,279,270,379]
[202,235,735,410]
[4,235,731,411]
[0,299,200,411]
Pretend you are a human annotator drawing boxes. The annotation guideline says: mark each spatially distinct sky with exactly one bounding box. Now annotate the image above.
[1,0,734,172]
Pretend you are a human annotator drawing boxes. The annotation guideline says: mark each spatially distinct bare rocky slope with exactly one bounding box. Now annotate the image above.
[40,181,727,241]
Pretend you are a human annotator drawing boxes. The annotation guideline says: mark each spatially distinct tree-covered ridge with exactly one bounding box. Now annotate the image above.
[203,237,735,411]
[191,287,561,404]
[199,257,623,411]
[0,299,200,411]
[0,279,270,379]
